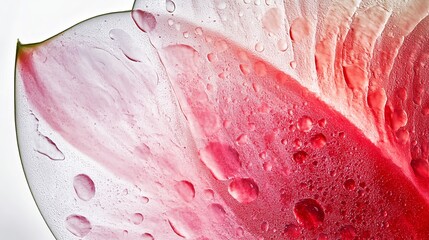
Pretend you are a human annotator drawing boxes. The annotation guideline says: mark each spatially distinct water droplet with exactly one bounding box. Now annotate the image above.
[208,203,226,220]
[343,179,356,191]
[235,134,249,145]
[411,159,429,178]
[263,161,273,171]
[290,61,297,69]
[141,196,150,204]
[293,151,308,164]
[255,42,265,52]
[236,226,245,237]
[199,142,241,180]
[339,225,356,240]
[262,8,281,34]
[168,208,201,238]
[131,213,144,225]
[73,174,95,201]
[396,129,409,145]
[297,116,313,132]
[293,139,302,149]
[318,118,327,128]
[311,133,327,149]
[65,214,92,237]
[204,189,215,201]
[228,178,259,203]
[195,27,203,35]
[261,221,269,232]
[183,31,189,38]
[290,17,311,42]
[141,233,154,240]
[166,0,176,13]
[132,10,157,33]
[175,180,196,202]
[293,198,325,229]
[167,18,174,26]
[391,109,408,131]
[277,39,288,52]
[254,61,267,77]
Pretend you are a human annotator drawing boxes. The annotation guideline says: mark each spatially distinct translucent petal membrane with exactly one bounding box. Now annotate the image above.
[15,0,429,239]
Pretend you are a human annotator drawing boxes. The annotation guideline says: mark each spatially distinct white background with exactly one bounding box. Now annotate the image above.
[0,1,133,239]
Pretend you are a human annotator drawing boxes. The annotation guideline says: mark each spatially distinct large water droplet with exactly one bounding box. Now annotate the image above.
[297,115,313,132]
[73,174,95,201]
[293,198,325,229]
[65,214,92,237]
[131,10,157,33]
[166,0,176,13]
[311,133,327,149]
[199,142,242,180]
[228,178,259,203]
[175,180,196,202]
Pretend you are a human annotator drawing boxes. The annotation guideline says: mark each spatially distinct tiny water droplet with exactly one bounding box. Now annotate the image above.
[311,133,327,149]
[343,179,356,191]
[293,198,325,229]
[290,61,297,69]
[175,180,196,202]
[195,27,203,35]
[73,174,95,201]
[236,134,249,145]
[261,221,269,232]
[263,161,273,171]
[166,0,176,13]
[228,178,259,203]
[255,42,265,52]
[297,116,313,132]
[183,31,189,38]
[132,10,157,32]
[141,233,154,240]
[204,189,215,201]
[65,214,92,237]
[293,151,308,164]
[277,39,288,52]
[236,226,245,237]
[141,196,150,204]
[131,213,144,225]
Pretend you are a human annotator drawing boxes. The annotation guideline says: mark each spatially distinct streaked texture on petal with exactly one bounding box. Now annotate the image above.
[16,0,429,239]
